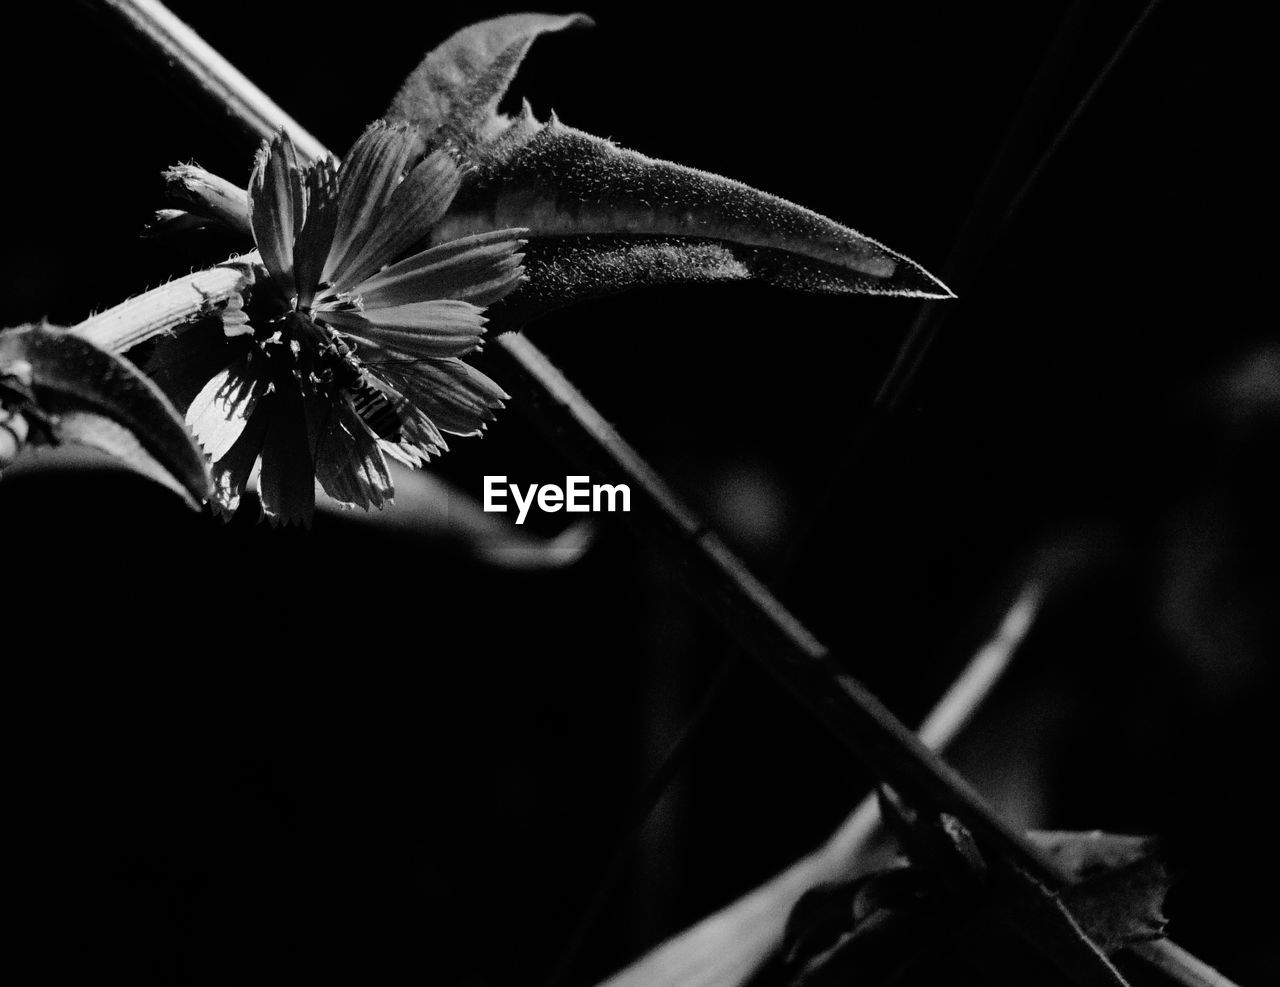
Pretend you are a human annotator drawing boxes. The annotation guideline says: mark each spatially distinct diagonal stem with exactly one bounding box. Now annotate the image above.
[598,580,1043,987]
[80,3,1236,984]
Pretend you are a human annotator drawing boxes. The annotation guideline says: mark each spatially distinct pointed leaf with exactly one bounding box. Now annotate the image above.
[0,324,211,507]
[410,116,952,330]
[381,14,951,328]
[387,13,594,139]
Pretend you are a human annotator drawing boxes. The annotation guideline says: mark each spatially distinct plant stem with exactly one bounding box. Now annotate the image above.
[73,261,248,353]
[493,332,1059,869]
[86,0,327,164]
[598,580,1043,987]
[82,3,1238,984]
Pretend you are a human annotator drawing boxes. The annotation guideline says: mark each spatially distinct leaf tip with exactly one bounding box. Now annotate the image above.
[892,255,956,300]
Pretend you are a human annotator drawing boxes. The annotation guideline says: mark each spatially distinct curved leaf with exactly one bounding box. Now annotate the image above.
[384,28,951,329]
[54,411,206,508]
[433,114,952,302]
[171,11,954,333]
[386,12,594,142]
[415,117,954,328]
[0,324,212,508]
[1030,832,1170,952]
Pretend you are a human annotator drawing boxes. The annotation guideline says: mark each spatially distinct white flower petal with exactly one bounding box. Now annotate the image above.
[257,383,317,526]
[375,357,508,436]
[247,130,305,292]
[209,399,271,519]
[186,355,268,462]
[322,122,421,287]
[322,299,487,359]
[349,229,527,309]
[332,149,463,290]
[314,397,394,511]
[387,405,448,466]
[292,157,340,308]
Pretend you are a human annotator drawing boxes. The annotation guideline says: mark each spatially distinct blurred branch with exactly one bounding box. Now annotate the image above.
[791,0,1167,587]
[492,332,1058,872]
[877,0,1163,416]
[597,580,1043,987]
[87,0,327,164]
[82,3,1236,984]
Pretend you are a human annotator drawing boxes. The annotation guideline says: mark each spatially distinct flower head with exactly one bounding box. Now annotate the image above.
[156,122,527,524]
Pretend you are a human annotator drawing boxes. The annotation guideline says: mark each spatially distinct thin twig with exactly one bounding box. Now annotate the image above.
[80,4,1235,984]
[882,0,1165,413]
[791,1,1165,570]
[874,0,1093,415]
[493,332,1057,876]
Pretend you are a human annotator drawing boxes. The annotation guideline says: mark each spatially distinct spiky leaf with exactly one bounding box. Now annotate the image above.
[384,16,951,330]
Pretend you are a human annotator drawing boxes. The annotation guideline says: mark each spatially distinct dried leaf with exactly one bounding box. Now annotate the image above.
[1060,856,1170,951]
[1030,830,1158,882]
[1028,831,1171,950]
[0,324,211,508]
[994,861,1134,987]
[780,817,1174,987]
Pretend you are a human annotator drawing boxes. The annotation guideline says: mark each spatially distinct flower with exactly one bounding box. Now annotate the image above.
[152,122,527,524]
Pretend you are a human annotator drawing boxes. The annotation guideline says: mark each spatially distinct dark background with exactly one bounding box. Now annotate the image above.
[2,1,1276,983]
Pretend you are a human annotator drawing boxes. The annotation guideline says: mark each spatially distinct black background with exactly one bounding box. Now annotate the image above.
[2,2,1276,984]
